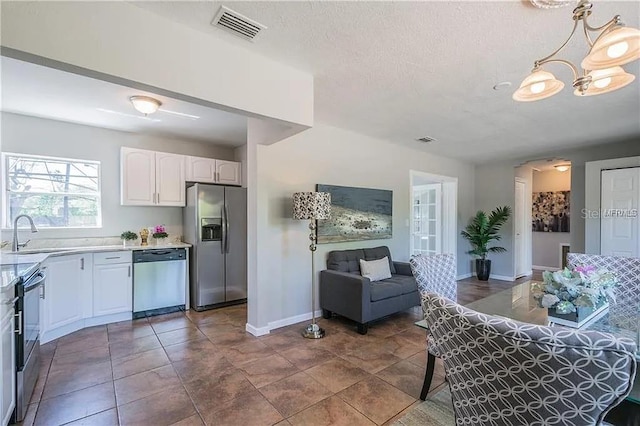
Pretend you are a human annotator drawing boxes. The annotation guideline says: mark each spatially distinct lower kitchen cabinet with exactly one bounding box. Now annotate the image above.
[1,308,16,426]
[93,262,132,316]
[42,254,91,336]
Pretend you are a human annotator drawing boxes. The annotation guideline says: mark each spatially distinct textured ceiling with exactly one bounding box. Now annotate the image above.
[1,57,247,146]
[132,1,640,163]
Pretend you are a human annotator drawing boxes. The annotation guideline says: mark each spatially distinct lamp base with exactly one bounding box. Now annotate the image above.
[302,323,325,339]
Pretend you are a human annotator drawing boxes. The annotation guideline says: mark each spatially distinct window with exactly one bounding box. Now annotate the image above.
[3,153,101,228]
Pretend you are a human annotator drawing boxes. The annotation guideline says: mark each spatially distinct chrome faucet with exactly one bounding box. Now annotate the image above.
[12,215,38,252]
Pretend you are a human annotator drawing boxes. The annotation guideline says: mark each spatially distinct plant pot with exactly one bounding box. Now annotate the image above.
[122,239,137,248]
[475,259,491,281]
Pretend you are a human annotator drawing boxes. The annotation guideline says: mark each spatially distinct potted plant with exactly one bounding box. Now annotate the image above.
[120,231,138,248]
[152,225,169,245]
[461,206,511,281]
[532,265,617,328]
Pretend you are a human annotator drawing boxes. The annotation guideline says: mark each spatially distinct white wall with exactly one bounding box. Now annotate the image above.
[532,169,571,269]
[0,112,236,240]
[1,1,313,130]
[250,123,475,331]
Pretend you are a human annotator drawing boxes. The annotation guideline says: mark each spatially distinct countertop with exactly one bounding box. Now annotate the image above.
[0,243,191,267]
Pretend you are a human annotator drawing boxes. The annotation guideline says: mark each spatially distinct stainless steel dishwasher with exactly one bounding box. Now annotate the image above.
[133,248,187,318]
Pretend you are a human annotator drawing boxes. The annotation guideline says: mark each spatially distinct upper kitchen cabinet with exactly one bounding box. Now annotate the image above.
[186,156,241,186]
[121,147,185,206]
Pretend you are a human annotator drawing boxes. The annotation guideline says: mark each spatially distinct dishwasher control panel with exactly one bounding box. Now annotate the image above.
[133,248,186,263]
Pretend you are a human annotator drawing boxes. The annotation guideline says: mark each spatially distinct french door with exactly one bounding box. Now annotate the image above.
[411,184,441,256]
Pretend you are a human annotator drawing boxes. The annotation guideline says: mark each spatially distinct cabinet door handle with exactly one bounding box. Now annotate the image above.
[105,257,120,260]
[14,311,22,335]
[41,284,45,300]
[128,266,131,277]
[80,258,85,270]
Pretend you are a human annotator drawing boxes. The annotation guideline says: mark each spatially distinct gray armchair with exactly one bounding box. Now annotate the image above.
[423,292,637,425]
[319,246,419,334]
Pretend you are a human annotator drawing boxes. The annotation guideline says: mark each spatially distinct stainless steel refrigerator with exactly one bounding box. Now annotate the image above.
[184,183,247,310]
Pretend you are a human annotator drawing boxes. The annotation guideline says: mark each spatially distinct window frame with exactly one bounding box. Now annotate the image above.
[2,152,103,229]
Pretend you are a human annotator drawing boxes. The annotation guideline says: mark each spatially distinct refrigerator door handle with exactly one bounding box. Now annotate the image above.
[221,206,226,254]
[224,203,230,253]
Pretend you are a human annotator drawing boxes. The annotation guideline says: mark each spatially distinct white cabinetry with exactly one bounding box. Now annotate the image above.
[93,252,132,317]
[186,156,241,186]
[42,254,91,336]
[121,148,185,206]
[0,307,15,426]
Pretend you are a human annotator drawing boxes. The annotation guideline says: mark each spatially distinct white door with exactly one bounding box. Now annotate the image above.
[216,160,241,186]
[601,168,640,257]
[186,156,216,183]
[514,179,527,278]
[1,308,15,426]
[156,153,186,206]
[411,184,441,256]
[121,147,156,206]
[93,263,132,316]
[42,255,85,333]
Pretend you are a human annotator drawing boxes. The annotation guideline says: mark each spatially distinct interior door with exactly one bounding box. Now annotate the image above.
[411,184,441,256]
[514,179,527,278]
[601,168,640,257]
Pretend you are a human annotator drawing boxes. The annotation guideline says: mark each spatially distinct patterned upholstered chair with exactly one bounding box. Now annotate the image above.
[423,292,637,426]
[409,253,457,399]
[567,253,640,332]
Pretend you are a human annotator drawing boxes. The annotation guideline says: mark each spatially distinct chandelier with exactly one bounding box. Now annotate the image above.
[514,0,640,102]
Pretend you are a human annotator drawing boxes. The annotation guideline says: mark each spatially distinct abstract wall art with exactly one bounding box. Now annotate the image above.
[316,184,393,243]
[532,191,570,232]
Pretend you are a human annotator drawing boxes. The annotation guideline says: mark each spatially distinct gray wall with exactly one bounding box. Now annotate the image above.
[1,112,237,240]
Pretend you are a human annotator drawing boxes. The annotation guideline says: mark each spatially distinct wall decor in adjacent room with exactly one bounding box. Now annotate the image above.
[316,184,392,243]
[532,191,570,232]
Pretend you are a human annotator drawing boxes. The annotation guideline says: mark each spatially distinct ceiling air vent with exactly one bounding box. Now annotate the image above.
[211,6,267,42]
[416,136,436,144]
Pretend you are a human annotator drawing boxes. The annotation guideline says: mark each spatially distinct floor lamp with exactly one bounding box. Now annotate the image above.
[293,191,331,339]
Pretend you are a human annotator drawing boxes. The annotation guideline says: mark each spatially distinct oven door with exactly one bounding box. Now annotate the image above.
[20,272,44,368]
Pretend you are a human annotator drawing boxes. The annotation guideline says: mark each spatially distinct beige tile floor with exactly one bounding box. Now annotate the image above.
[19,276,526,426]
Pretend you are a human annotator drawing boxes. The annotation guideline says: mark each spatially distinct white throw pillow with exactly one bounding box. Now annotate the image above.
[359,257,392,282]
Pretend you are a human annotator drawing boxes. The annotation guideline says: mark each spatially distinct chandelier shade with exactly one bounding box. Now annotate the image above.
[574,66,636,96]
[512,70,565,102]
[581,26,640,70]
[514,1,639,102]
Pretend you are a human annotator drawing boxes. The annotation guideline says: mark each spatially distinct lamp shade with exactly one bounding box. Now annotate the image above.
[574,66,636,96]
[513,69,565,102]
[293,192,331,220]
[581,26,640,70]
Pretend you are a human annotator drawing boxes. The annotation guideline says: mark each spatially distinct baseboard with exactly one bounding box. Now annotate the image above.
[456,273,473,280]
[245,323,270,337]
[532,265,560,271]
[489,274,515,282]
[514,270,533,279]
[267,309,323,332]
[245,309,323,336]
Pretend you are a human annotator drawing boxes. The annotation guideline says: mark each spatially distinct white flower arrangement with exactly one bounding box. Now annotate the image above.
[532,265,618,315]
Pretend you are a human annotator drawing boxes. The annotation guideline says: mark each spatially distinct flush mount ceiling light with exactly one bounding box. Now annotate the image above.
[130,96,162,115]
[555,164,571,172]
[514,0,640,102]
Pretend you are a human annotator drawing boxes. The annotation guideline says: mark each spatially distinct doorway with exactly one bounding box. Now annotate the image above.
[410,171,457,258]
[514,178,528,278]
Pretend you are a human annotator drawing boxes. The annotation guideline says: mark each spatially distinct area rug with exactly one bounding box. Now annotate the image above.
[392,385,455,426]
